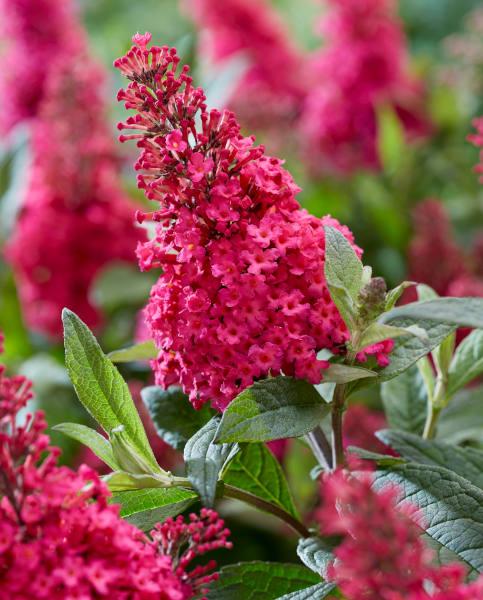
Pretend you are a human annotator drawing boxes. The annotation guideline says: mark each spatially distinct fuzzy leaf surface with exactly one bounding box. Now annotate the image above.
[214,377,330,444]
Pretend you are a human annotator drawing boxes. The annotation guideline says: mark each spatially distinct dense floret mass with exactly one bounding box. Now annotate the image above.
[0,336,231,598]
[5,50,143,338]
[184,0,306,129]
[115,34,393,409]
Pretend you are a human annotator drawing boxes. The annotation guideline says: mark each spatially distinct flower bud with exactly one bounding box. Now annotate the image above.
[358,277,387,324]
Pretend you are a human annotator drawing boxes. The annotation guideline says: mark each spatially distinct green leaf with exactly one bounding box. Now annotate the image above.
[373,318,456,383]
[323,363,377,384]
[385,281,416,311]
[380,365,427,435]
[297,537,334,578]
[417,284,439,302]
[355,322,425,352]
[447,330,483,397]
[53,422,118,470]
[184,417,235,507]
[111,487,198,531]
[417,355,436,400]
[373,463,483,572]
[142,385,213,451]
[62,309,160,473]
[276,583,336,600]
[348,447,405,467]
[104,470,172,492]
[206,562,320,600]
[108,340,157,363]
[378,429,483,489]
[377,104,404,172]
[423,535,479,581]
[380,297,483,329]
[222,444,299,519]
[324,225,363,331]
[437,387,483,445]
[214,377,330,444]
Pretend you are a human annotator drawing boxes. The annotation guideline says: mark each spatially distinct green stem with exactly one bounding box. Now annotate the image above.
[306,426,333,472]
[422,403,442,440]
[423,375,446,440]
[331,384,346,469]
[223,484,310,538]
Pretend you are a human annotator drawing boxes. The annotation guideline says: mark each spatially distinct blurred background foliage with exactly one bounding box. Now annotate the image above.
[1,0,483,566]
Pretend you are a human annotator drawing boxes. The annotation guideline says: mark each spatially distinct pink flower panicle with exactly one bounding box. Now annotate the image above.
[152,509,233,597]
[115,34,392,410]
[318,469,483,599]
[5,43,144,338]
[408,199,466,296]
[184,0,306,129]
[407,199,483,339]
[300,0,430,175]
[0,339,230,599]
[0,0,84,133]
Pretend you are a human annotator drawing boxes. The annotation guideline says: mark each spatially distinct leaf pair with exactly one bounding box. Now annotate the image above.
[57,310,195,528]
[58,309,159,473]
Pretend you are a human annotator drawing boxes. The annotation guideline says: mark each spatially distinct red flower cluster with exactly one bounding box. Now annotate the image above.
[0,338,231,599]
[0,0,84,133]
[4,0,143,339]
[115,34,393,410]
[408,199,483,300]
[300,0,430,174]
[318,469,483,599]
[184,0,306,130]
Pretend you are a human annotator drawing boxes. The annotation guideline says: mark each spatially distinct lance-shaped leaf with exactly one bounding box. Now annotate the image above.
[371,318,456,383]
[142,385,213,451]
[104,471,173,492]
[297,537,334,579]
[324,225,363,332]
[380,297,483,329]
[380,365,427,435]
[385,281,416,311]
[377,429,483,489]
[373,463,483,572]
[62,309,159,473]
[108,340,157,363]
[222,443,299,520]
[184,417,235,507]
[111,487,198,531]
[323,363,377,384]
[355,322,426,352]
[214,377,330,444]
[349,318,455,397]
[275,583,336,600]
[446,329,483,397]
[206,562,321,600]
[53,422,118,470]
